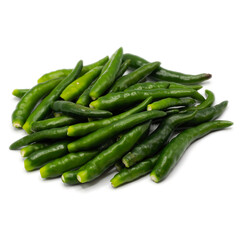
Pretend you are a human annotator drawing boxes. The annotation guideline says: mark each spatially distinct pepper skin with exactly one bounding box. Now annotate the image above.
[68,110,166,152]
[77,121,151,183]
[90,89,204,111]
[23,60,83,133]
[68,97,152,137]
[150,120,233,182]
[90,48,123,100]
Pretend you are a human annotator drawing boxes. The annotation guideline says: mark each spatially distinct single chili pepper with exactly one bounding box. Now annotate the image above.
[23,60,83,133]
[184,90,215,111]
[123,53,212,84]
[12,78,62,128]
[122,111,197,168]
[77,121,151,183]
[147,98,195,111]
[40,150,98,178]
[20,142,50,157]
[109,61,160,93]
[89,89,204,111]
[115,59,131,79]
[31,115,82,132]
[12,89,29,98]
[76,79,96,106]
[111,152,162,187]
[61,169,80,185]
[9,126,68,150]
[51,101,112,118]
[125,82,170,91]
[125,81,202,92]
[60,66,103,101]
[150,120,233,183]
[68,110,166,152]
[90,48,123,100]
[40,139,115,178]
[181,101,228,127]
[24,140,69,171]
[37,56,109,83]
[68,97,152,137]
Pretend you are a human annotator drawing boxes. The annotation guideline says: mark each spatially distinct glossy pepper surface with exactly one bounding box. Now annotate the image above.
[68,97,152,137]
[122,111,197,168]
[109,61,160,92]
[90,48,123,100]
[68,110,166,152]
[123,53,211,84]
[90,89,204,111]
[77,121,151,183]
[150,120,233,182]
[51,101,112,118]
[23,60,83,133]
[12,78,62,128]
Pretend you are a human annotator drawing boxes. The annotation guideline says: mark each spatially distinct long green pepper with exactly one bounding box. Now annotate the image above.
[37,56,109,83]
[77,121,151,183]
[109,61,160,93]
[90,89,204,111]
[90,48,123,100]
[68,110,166,152]
[68,97,152,137]
[150,120,233,182]
[122,111,197,168]
[12,78,62,128]
[123,53,212,84]
[23,60,83,133]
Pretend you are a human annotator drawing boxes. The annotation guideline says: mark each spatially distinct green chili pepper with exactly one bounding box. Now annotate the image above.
[125,81,202,92]
[150,120,233,183]
[184,90,215,111]
[40,139,114,178]
[147,98,195,111]
[122,111,197,168]
[109,61,160,93]
[9,126,68,150]
[37,69,72,83]
[90,48,123,100]
[68,110,166,152]
[40,150,98,178]
[23,60,83,133]
[125,82,170,91]
[37,56,109,83]
[77,121,151,183]
[123,53,212,84]
[115,59,131,79]
[181,101,228,127]
[61,169,80,185]
[31,115,82,132]
[24,140,69,171]
[51,101,112,118]
[68,97,152,137]
[12,78,62,128]
[90,89,204,111]
[111,152,161,187]
[76,79,96,106]
[12,89,29,98]
[60,66,103,101]
[20,142,50,157]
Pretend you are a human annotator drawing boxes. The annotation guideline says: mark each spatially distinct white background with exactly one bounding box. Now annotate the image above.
[1,1,239,239]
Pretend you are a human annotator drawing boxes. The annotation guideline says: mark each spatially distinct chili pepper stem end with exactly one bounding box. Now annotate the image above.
[24,159,34,172]
[77,171,87,183]
[12,120,22,128]
[110,176,121,188]
[150,172,159,183]
[147,105,152,111]
[122,159,130,168]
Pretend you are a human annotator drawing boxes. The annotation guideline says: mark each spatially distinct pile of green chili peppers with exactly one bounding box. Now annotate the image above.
[10,48,232,188]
